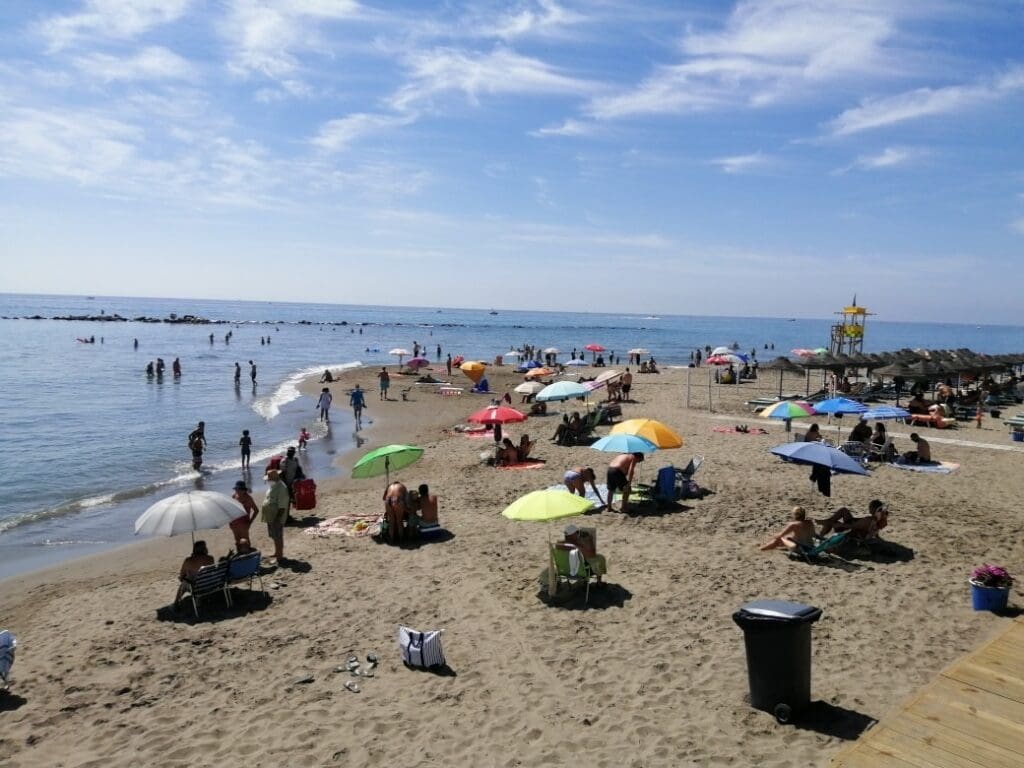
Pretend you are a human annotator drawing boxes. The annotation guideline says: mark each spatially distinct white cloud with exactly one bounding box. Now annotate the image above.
[38,0,192,50]
[587,0,904,120]
[310,112,415,153]
[711,151,771,174]
[220,0,361,81]
[74,46,195,82]
[529,118,594,137]
[857,146,916,169]
[389,46,598,112]
[486,0,585,40]
[827,66,1024,135]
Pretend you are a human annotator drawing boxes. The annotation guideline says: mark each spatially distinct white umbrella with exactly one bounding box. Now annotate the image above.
[537,381,589,402]
[711,346,733,356]
[514,381,545,395]
[543,347,560,355]
[596,369,623,383]
[564,359,588,367]
[135,491,243,542]
[389,348,411,365]
[504,350,522,359]
[627,348,649,355]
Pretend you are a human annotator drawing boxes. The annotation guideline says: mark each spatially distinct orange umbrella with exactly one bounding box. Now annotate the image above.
[524,367,555,379]
[460,360,487,384]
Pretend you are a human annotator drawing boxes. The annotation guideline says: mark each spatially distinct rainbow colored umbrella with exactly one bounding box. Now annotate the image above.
[761,400,815,420]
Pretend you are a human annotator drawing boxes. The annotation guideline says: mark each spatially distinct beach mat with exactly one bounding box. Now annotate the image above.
[497,460,546,470]
[713,426,768,435]
[890,460,960,474]
[547,484,608,505]
[304,513,380,537]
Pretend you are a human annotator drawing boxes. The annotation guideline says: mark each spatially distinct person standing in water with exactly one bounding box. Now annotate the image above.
[172,358,181,378]
[316,387,333,423]
[239,429,252,470]
[188,421,207,471]
[249,360,257,386]
[234,361,241,385]
[350,384,366,429]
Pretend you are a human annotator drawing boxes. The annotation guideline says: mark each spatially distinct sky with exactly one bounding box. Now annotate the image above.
[1,1,1022,323]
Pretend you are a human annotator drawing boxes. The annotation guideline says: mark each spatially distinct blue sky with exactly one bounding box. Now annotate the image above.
[1,1,1022,322]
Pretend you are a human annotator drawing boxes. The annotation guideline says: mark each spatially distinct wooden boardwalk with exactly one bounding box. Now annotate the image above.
[831,617,1024,767]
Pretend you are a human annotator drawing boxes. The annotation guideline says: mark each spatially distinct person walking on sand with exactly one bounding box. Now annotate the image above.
[249,360,257,386]
[446,354,452,376]
[350,384,366,429]
[316,387,333,423]
[606,452,643,513]
[621,368,633,401]
[377,367,390,400]
[262,469,289,561]
[230,480,259,547]
[239,429,252,470]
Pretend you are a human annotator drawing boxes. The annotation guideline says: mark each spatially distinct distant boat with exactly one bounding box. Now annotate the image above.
[489,309,498,315]
[86,296,95,300]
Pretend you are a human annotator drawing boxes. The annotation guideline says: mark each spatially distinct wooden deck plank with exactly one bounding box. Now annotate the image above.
[830,619,1024,767]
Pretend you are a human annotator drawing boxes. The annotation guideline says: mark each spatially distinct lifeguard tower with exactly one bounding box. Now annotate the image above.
[830,296,871,356]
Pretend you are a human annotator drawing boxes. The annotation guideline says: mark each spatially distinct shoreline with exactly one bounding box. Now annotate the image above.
[3,363,1023,767]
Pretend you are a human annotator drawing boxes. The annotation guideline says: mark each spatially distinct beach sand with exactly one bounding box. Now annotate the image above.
[2,364,1023,767]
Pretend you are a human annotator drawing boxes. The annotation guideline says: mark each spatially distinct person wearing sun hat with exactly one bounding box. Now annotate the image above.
[262,469,289,561]
[230,480,259,548]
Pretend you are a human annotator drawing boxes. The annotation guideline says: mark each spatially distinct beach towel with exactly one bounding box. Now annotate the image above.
[713,426,768,435]
[548,484,608,506]
[568,547,582,577]
[890,460,960,474]
[0,630,16,685]
[497,460,546,470]
[304,513,380,537]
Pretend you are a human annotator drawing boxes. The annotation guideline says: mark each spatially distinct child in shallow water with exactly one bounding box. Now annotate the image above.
[298,427,310,449]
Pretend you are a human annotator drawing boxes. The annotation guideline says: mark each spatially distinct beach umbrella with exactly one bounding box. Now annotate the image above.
[711,346,733,356]
[351,444,424,486]
[536,380,589,402]
[522,359,542,369]
[590,434,659,454]
[514,381,545,395]
[628,348,649,356]
[504,350,522,359]
[790,348,817,358]
[761,356,803,397]
[543,347,560,355]
[501,489,593,523]
[860,406,910,421]
[595,370,623,384]
[460,360,487,384]
[563,359,587,367]
[760,400,815,420]
[389,348,410,365]
[706,354,746,365]
[406,356,430,369]
[467,405,526,425]
[812,397,868,415]
[502,489,594,597]
[610,418,683,449]
[769,442,868,476]
[584,344,605,352]
[135,491,243,542]
[525,367,555,379]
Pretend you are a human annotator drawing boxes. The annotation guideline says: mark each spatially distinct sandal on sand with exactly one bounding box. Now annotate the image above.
[366,653,378,667]
[346,656,360,671]
[344,680,360,693]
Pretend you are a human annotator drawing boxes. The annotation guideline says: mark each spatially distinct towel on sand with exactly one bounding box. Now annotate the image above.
[497,460,546,470]
[891,460,960,474]
[547,484,608,505]
[713,426,768,435]
[304,514,380,537]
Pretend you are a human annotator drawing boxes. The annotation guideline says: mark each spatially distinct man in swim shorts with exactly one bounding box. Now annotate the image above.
[606,452,643,513]
[378,367,390,400]
[564,467,605,506]
[350,384,366,428]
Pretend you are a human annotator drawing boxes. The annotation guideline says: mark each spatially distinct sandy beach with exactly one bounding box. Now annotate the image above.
[3,363,1023,768]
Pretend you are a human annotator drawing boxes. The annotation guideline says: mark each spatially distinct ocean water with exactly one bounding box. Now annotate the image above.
[1,293,1022,579]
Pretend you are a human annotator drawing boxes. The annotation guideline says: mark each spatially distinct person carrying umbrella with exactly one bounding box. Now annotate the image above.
[607,452,644,513]
[262,469,289,561]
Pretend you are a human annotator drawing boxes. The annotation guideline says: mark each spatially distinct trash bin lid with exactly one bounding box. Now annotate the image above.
[733,599,822,626]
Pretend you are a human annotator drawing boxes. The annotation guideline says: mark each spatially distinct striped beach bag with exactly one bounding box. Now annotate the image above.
[398,625,445,670]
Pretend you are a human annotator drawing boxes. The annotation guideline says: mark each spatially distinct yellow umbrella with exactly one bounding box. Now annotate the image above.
[502,490,593,596]
[460,360,486,384]
[610,418,683,449]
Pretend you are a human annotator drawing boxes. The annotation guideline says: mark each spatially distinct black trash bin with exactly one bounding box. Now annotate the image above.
[732,599,822,722]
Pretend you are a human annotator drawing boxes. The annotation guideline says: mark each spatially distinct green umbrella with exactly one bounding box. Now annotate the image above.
[501,489,594,522]
[351,444,424,486]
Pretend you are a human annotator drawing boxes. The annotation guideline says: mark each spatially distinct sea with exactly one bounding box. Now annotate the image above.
[1,293,1022,580]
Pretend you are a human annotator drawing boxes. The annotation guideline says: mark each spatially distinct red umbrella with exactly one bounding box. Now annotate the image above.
[467,406,527,425]
[584,344,605,352]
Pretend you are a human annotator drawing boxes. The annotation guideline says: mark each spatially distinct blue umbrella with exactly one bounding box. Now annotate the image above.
[591,434,659,453]
[536,380,589,402]
[812,397,868,415]
[522,360,541,369]
[563,359,588,367]
[860,406,910,421]
[769,442,868,475]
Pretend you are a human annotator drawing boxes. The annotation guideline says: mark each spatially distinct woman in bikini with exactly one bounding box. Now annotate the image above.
[563,467,605,506]
[382,481,409,545]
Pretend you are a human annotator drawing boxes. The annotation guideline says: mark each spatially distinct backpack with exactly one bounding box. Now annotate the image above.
[397,625,445,670]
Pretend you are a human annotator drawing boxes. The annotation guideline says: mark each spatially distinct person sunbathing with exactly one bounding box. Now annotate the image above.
[902,433,932,464]
[563,466,605,505]
[497,438,519,465]
[518,434,535,461]
[817,500,888,539]
[760,507,816,551]
[175,540,215,607]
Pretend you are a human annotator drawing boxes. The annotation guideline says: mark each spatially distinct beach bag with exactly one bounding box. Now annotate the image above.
[398,625,445,669]
[293,478,317,510]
